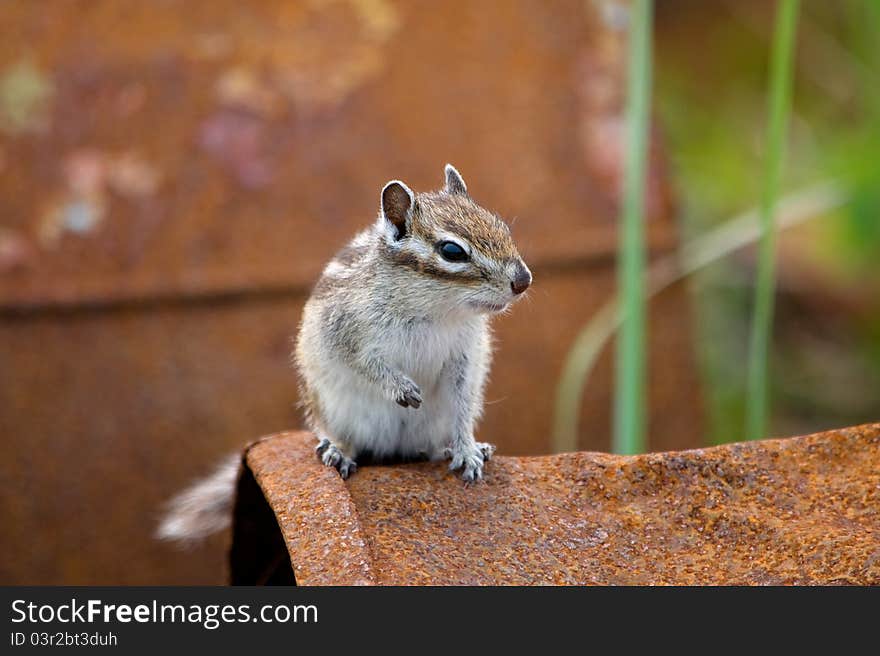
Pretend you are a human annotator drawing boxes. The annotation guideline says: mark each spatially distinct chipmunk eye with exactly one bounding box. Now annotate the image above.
[438,241,469,262]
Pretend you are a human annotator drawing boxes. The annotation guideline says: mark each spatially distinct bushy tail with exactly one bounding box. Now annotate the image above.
[155,454,241,545]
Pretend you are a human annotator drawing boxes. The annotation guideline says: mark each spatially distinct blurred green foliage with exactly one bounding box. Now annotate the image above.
[655,0,880,443]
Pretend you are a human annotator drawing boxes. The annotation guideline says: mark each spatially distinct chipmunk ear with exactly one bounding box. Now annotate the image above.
[381,180,415,240]
[444,163,468,196]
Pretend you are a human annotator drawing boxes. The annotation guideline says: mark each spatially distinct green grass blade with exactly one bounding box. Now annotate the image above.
[553,182,846,453]
[613,0,653,455]
[744,0,800,441]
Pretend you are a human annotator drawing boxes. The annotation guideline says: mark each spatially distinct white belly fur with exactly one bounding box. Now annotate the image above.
[310,319,473,459]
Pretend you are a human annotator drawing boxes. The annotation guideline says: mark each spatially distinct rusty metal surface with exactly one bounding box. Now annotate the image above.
[240,424,880,585]
[0,298,302,584]
[0,0,675,309]
[0,0,703,585]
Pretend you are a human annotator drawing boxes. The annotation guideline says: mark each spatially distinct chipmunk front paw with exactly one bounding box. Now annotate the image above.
[445,440,493,482]
[394,377,422,409]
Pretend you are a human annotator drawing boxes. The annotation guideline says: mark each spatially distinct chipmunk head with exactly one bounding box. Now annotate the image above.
[377,164,532,315]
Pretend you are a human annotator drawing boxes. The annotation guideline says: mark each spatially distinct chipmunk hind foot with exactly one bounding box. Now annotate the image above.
[316,436,358,479]
[444,440,495,482]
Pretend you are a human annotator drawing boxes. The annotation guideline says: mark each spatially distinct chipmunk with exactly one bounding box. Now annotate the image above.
[157,164,531,543]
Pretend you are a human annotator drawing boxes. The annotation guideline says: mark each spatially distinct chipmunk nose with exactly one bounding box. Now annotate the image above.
[510,262,532,295]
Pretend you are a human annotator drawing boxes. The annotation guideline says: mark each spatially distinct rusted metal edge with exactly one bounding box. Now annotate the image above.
[0,280,306,318]
[241,432,377,586]
[238,423,880,585]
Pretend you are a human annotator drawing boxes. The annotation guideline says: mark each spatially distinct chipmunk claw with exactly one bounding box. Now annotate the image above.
[337,458,357,480]
[321,445,342,468]
[395,379,422,409]
[317,441,357,479]
[316,440,357,480]
[446,441,491,482]
[475,441,496,461]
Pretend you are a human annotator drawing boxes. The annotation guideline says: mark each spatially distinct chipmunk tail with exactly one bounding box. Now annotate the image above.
[155,453,241,547]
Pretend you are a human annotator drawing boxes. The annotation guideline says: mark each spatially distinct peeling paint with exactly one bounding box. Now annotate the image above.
[335,0,401,41]
[270,0,400,112]
[63,148,161,199]
[107,153,161,197]
[192,32,235,61]
[38,150,160,247]
[38,197,106,246]
[62,199,104,234]
[199,110,274,189]
[0,229,34,272]
[115,83,147,117]
[0,59,54,135]
[215,67,284,118]
[64,150,106,197]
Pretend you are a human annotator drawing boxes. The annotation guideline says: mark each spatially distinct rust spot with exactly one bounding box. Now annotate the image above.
[38,197,106,246]
[198,109,275,189]
[0,59,54,135]
[107,152,161,198]
[215,67,284,118]
[0,229,34,272]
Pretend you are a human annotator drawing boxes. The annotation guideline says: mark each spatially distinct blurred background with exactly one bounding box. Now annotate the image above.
[0,0,876,584]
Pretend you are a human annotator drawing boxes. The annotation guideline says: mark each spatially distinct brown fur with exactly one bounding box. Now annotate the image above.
[414,192,516,262]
